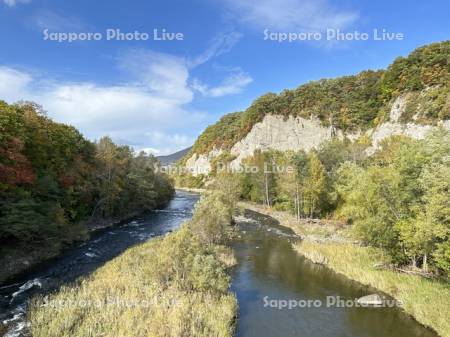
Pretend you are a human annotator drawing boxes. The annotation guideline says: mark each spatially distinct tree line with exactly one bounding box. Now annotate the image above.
[0,101,174,251]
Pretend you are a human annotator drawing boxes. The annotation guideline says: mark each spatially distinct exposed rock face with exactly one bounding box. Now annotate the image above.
[229,115,341,169]
[185,147,222,175]
[389,94,409,123]
[365,94,450,154]
[185,94,450,175]
[366,122,435,154]
[185,154,211,175]
[185,115,340,175]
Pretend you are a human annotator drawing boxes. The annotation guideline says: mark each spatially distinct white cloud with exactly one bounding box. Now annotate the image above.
[3,0,30,7]
[0,60,202,155]
[118,49,192,103]
[187,30,242,68]
[0,67,32,102]
[192,70,253,97]
[220,0,358,31]
[143,132,195,155]
[39,84,192,132]
[0,32,250,154]
[0,47,248,154]
[138,147,162,156]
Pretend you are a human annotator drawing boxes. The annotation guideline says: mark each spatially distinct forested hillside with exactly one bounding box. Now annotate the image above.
[0,101,174,281]
[187,40,449,157]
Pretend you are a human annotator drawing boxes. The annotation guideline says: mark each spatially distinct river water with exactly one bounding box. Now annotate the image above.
[0,191,200,337]
[231,209,438,337]
[1,192,438,337]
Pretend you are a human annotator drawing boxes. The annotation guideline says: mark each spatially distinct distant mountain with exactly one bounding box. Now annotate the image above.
[157,147,192,165]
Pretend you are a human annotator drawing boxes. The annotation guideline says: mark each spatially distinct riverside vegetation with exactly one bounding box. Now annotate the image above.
[186,130,450,278]
[3,39,449,337]
[0,101,174,283]
[240,196,450,337]
[202,130,450,336]
[173,40,450,336]
[29,190,238,337]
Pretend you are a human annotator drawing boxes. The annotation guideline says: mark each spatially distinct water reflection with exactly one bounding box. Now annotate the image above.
[232,212,437,337]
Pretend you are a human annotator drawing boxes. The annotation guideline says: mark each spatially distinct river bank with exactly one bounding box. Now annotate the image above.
[0,191,200,337]
[295,241,450,337]
[0,201,173,287]
[239,201,450,337]
[231,208,439,337]
[237,201,349,243]
[175,186,207,194]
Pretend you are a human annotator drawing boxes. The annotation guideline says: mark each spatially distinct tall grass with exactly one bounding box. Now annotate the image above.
[295,241,450,337]
[29,192,237,337]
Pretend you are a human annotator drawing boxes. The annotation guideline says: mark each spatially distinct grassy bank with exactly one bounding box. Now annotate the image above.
[29,191,237,337]
[295,241,450,337]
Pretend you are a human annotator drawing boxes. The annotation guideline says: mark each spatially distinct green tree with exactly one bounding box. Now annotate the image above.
[421,161,450,274]
[305,153,327,218]
[241,150,276,206]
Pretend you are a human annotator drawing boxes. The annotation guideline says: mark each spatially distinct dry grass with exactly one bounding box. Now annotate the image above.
[213,245,237,268]
[29,226,237,337]
[295,241,450,337]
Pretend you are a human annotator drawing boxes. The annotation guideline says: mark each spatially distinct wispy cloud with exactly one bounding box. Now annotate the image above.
[192,70,253,97]
[220,0,358,31]
[187,30,242,67]
[118,49,193,103]
[3,0,30,7]
[31,9,86,31]
[187,30,252,97]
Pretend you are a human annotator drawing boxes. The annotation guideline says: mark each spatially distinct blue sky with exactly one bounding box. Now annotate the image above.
[0,0,449,154]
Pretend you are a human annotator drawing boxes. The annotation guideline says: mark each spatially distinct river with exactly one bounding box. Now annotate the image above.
[0,191,200,337]
[0,192,438,337]
[231,209,438,337]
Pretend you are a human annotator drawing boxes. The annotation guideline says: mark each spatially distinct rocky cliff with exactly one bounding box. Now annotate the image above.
[182,41,450,175]
[185,93,450,175]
